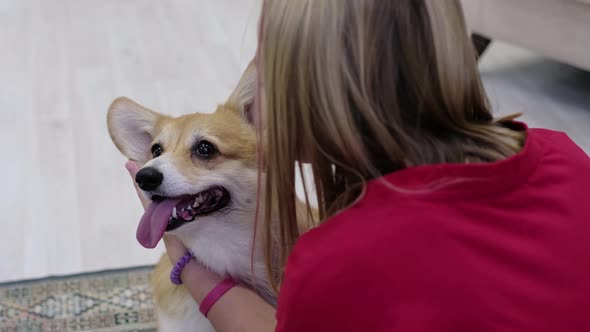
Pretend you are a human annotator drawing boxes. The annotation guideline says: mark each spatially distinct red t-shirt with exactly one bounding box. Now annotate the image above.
[276,127,590,331]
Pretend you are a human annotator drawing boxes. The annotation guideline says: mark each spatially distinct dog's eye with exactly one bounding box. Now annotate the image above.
[151,143,163,158]
[194,140,218,159]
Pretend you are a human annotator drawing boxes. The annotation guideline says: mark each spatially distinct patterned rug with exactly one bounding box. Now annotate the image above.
[0,266,157,332]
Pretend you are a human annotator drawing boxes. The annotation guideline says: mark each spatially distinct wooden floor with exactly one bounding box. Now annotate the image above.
[0,0,588,282]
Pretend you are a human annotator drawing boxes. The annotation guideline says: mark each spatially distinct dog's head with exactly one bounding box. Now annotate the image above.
[107,63,258,250]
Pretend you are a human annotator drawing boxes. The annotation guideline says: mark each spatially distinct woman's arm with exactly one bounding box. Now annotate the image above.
[126,161,276,332]
[180,259,277,332]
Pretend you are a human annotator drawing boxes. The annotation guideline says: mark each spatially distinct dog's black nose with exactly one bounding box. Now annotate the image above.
[135,167,163,191]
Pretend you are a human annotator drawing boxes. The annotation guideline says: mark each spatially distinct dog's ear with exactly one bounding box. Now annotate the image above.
[225,61,257,124]
[107,97,162,164]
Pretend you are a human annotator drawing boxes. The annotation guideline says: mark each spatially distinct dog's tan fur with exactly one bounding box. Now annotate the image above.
[107,63,316,331]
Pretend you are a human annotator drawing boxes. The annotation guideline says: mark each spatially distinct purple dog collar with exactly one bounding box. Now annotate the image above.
[170,251,194,285]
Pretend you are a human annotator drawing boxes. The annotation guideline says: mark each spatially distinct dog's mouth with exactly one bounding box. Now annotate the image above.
[136,187,230,249]
[164,187,230,232]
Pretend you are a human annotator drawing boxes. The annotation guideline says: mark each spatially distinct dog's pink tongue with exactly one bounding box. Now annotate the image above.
[136,198,183,248]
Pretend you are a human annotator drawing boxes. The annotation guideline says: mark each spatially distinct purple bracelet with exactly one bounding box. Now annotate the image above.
[170,251,194,285]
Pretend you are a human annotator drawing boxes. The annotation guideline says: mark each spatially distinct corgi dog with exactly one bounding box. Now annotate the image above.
[107,63,310,331]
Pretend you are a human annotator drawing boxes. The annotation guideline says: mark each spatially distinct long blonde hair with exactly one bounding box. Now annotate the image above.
[257,0,525,291]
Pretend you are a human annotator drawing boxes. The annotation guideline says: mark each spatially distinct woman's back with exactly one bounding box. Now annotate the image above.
[276,127,590,331]
[256,1,590,331]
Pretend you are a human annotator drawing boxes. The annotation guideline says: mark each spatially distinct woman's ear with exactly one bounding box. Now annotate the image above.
[107,97,161,164]
[225,60,257,124]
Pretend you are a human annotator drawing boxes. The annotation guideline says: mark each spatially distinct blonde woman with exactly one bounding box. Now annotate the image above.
[126,0,590,331]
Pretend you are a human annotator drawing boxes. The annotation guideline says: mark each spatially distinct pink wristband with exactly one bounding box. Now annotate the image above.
[199,278,238,317]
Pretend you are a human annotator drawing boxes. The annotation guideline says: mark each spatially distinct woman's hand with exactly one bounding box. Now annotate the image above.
[125,161,187,263]
[162,234,188,264]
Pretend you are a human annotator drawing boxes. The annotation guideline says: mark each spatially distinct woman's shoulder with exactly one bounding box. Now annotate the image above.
[529,127,588,158]
[287,124,590,274]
